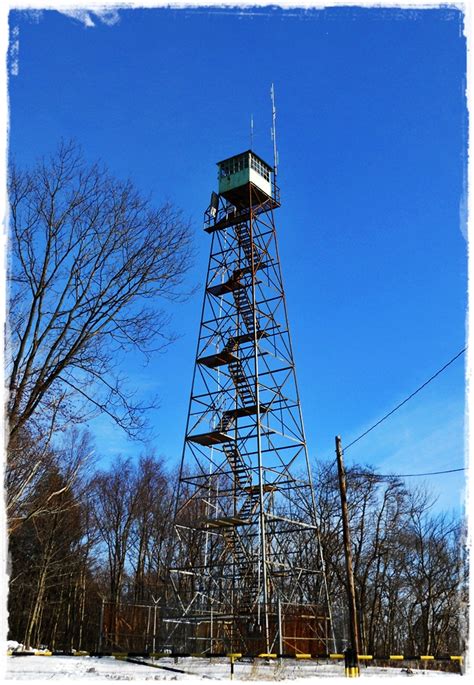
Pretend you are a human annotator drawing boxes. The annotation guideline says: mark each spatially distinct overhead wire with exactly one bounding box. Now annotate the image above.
[321,347,466,479]
[351,467,466,480]
[343,347,466,452]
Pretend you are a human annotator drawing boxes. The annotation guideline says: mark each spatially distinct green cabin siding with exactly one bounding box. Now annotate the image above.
[219,168,251,195]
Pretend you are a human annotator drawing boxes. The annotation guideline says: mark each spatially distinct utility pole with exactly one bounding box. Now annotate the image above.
[335,436,360,678]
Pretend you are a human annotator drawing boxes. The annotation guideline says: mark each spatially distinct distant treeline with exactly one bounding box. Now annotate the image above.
[7,428,466,656]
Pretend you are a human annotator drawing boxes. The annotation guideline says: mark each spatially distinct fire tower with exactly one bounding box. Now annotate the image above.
[167,149,334,656]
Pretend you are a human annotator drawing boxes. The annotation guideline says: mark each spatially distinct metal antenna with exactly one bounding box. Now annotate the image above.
[250,113,254,150]
[270,83,278,179]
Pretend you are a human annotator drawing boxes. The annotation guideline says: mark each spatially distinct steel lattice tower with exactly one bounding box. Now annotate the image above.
[166,150,333,656]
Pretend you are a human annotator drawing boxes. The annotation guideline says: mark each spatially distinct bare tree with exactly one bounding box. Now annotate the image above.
[128,454,172,603]
[313,459,466,658]
[7,140,193,444]
[8,462,88,649]
[89,458,141,613]
[398,509,463,655]
[6,427,93,533]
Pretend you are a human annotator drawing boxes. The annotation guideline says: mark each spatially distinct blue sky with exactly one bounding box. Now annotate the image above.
[8,6,467,513]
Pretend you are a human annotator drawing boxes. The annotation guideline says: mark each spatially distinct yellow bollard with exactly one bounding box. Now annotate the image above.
[228,653,241,680]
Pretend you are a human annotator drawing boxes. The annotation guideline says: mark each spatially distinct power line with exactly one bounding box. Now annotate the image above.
[352,466,466,480]
[343,347,466,452]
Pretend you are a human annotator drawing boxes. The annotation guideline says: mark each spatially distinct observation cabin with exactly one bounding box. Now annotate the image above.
[217,150,277,209]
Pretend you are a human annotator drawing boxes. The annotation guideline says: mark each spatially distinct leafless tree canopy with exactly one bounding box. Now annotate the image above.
[7,454,465,656]
[7,140,193,443]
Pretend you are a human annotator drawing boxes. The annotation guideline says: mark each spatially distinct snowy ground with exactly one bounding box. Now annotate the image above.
[3,654,464,683]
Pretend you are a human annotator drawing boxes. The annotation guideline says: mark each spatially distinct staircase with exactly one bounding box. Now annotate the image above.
[233,287,258,335]
[222,529,260,615]
[228,359,255,406]
[216,411,235,433]
[222,335,238,354]
[231,223,262,337]
[239,572,260,614]
[235,223,262,267]
[217,332,262,619]
[222,442,251,489]
[238,488,260,519]
[212,223,263,551]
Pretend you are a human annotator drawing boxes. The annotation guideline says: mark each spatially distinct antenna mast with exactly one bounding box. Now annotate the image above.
[271,83,278,179]
[250,113,254,150]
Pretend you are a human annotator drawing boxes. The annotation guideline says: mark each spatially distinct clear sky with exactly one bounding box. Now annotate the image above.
[7,6,467,513]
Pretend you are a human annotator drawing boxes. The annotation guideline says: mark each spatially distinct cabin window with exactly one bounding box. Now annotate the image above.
[250,155,270,182]
[220,154,269,181]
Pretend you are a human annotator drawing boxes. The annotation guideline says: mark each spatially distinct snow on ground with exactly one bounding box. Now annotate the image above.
[3,655,463,683]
